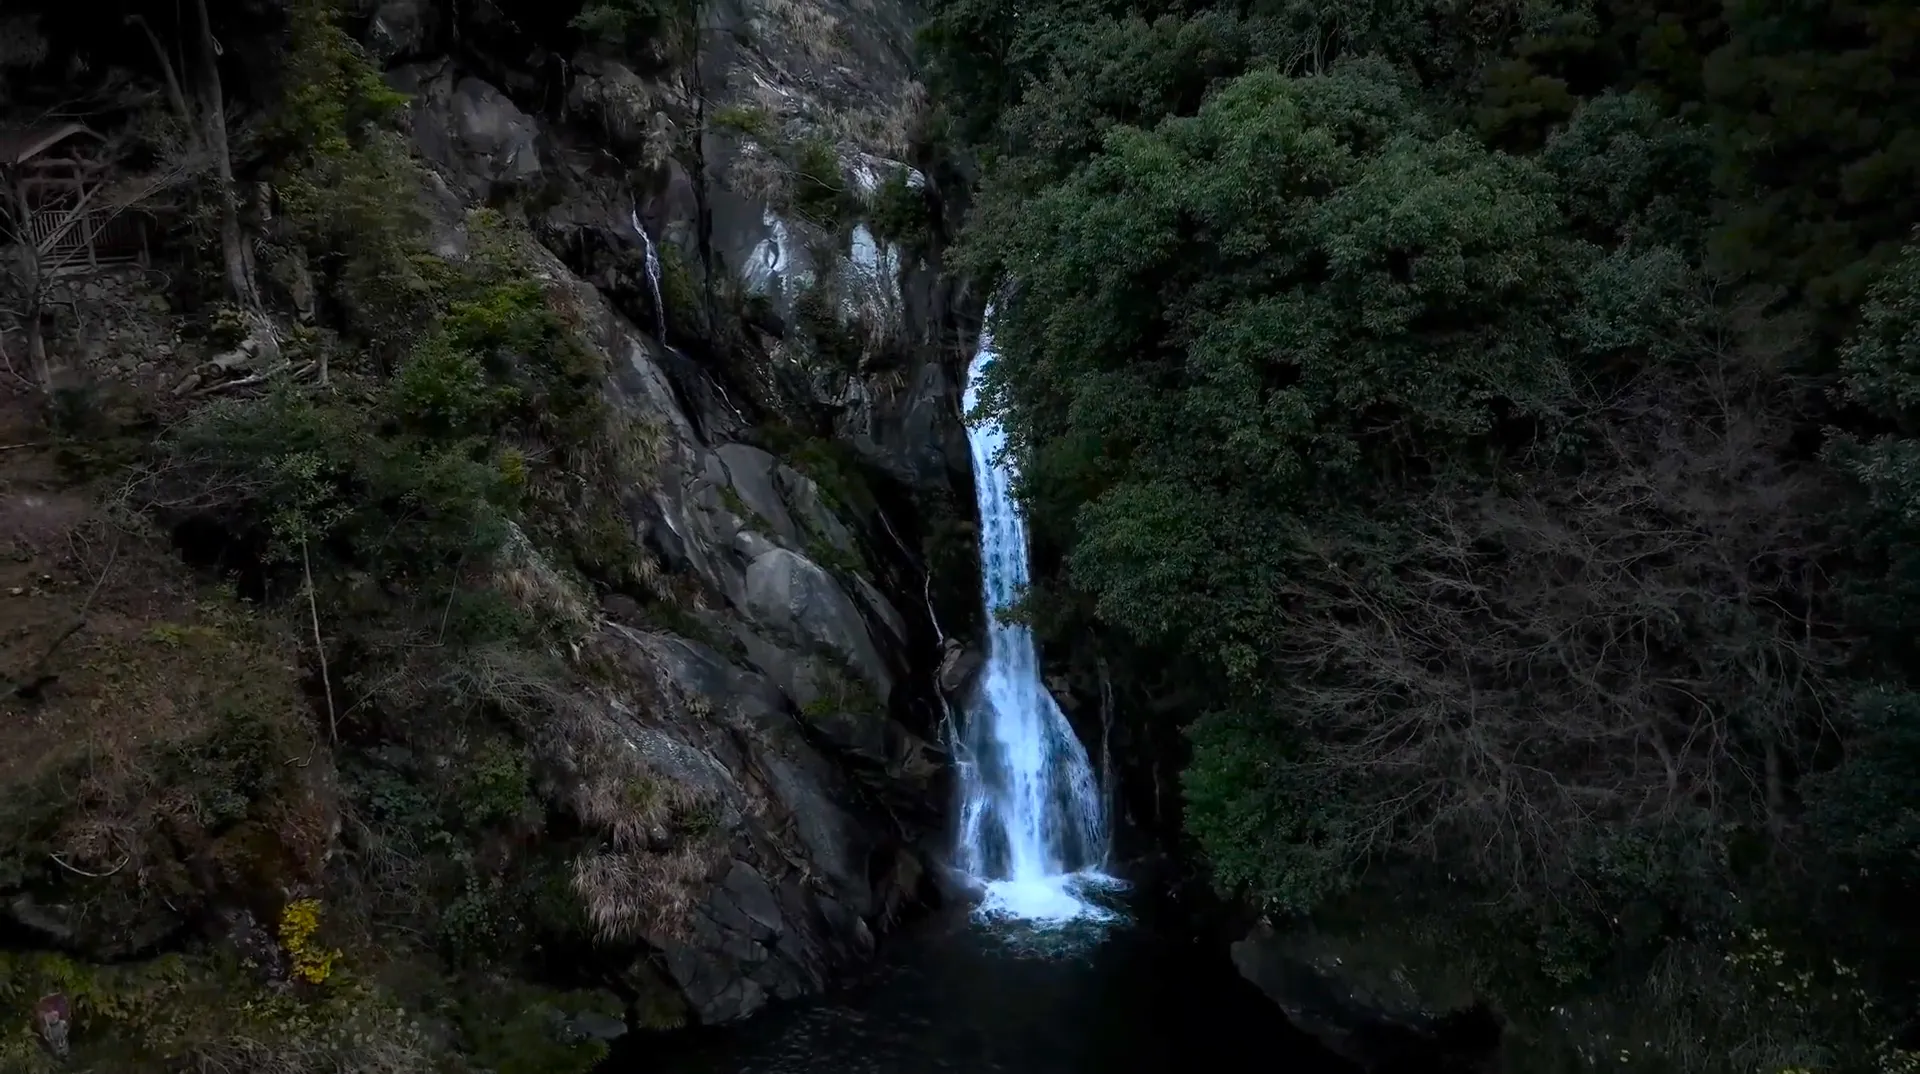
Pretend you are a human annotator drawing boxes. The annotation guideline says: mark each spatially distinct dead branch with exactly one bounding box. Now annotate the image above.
[303,538,338,743]
[188,0,264,318]
[48,851,130,879]
[191,361,317,396]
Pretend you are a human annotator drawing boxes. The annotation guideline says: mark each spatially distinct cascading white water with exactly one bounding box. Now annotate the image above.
[631,200,666,341]
[955,309,1119,925]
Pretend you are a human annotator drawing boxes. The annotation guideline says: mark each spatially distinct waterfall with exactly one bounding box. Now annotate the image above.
[955,308,1119,924]
[631,199,666,341]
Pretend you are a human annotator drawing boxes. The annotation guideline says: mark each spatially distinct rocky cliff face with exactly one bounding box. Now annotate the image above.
[0,0,977,1057]
[359,0,972,1024]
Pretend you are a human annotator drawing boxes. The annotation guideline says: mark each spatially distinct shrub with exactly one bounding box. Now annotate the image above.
[571,0,695,65]
[866,169,934,251]
[711,103,776,141]
[789,138,858,231]
[278,899,342,985]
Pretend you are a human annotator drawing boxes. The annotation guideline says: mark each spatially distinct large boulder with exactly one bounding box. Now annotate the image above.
[365,0,439,64]
[744,547,892,700]
[1230,921,1502,1072]
[557,626,907,1023]
[393,61,545,204]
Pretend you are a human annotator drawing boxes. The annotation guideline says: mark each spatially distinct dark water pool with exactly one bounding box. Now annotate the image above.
[618,897,1356,1074]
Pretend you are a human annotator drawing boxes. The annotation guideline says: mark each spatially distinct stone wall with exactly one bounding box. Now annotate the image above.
[45,268,183,381]
[19,267,189,390]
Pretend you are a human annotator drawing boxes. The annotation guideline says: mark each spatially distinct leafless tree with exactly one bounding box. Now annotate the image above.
[1269,282,1843,906]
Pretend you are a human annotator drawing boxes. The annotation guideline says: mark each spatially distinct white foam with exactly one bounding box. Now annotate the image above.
[975,871,1127,926]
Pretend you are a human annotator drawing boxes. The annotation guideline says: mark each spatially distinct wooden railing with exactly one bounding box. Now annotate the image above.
[18,202,149,275]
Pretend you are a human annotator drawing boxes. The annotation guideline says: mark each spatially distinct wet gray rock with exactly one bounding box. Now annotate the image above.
[563,1009,630,1043]
[745,547,892,700]
[716,443,803,544]
[5,894,73,946]
[567,54,679,164]
[839,339,973,491]
[938,639,984,698]
[2,890,187,962]
[393,62,544,203]
[744,545,894,699]
[562,626,894,1024]
[775,466,858,549]
[367,0,437,63]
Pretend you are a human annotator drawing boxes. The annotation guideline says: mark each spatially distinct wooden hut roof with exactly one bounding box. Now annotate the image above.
[0,122,101,167]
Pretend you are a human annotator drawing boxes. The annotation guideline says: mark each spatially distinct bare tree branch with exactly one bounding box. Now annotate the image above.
[1265,280,1839,904]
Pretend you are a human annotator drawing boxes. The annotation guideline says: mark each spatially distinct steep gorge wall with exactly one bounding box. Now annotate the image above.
[323,0,982,1025]
[0,0,986,1063]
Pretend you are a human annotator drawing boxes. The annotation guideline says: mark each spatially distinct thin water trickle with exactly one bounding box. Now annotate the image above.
[631,199,666,341]
[955,307,1122,926]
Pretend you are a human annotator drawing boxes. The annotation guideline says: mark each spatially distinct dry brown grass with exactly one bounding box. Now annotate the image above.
[491,522,595,638]
[19,597,328,879]
[442,631,732,943]
[570,747,707,850]
[756,0,851,65]
[572,840,725,943]
[0,950,441,1074]
[565,720,729,943]
[821,80,928,161]
[548,678,730,944]
[180,1013,437,1074]
[727,141,795,208]
[0,443,308,795]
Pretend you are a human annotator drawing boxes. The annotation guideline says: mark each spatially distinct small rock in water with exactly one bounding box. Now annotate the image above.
[569,1010,629,1042]
[939,643,984,696]
[547,1006,628,1044]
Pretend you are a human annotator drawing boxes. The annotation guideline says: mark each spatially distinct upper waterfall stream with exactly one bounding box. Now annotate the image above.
[631,199,666,341]
[951,310,1121,924]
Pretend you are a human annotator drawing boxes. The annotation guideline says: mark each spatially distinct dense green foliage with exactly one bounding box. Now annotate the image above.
[925,0,1920,1067]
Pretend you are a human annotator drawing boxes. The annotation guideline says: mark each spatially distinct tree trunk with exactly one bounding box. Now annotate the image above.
[6,180,51,391]
[1765,738,1786,843]
[25,299,48,393]
[190,0,259,313]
